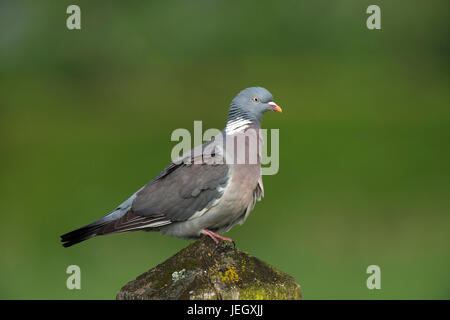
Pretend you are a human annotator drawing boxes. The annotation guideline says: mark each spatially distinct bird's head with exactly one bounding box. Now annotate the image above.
[227,87,282,127]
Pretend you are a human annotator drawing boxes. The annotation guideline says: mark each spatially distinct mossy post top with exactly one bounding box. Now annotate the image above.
[117,237,301,300]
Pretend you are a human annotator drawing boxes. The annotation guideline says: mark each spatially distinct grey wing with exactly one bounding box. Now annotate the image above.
[60,139,230,246]
[64,161,231,241]
[132,162,230,221]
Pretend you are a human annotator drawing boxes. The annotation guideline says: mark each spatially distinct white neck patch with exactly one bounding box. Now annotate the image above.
[225,117,252,135]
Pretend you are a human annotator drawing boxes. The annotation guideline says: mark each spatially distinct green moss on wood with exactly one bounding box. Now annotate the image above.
[116,236,301,300]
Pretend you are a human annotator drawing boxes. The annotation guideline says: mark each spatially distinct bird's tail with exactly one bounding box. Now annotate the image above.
[60,221,107,247]
[60,208,171,247]
[60,206,128,247]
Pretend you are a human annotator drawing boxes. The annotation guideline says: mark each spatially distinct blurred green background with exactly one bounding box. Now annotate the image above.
[1,0,449,299]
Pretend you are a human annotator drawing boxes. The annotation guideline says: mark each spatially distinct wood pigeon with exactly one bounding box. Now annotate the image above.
[61,87,282,247]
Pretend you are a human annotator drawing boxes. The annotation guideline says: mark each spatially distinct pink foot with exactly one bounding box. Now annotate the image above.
[201,229,235,246]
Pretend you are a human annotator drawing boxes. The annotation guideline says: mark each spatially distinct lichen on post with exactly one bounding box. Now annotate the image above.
[116,236,301,300]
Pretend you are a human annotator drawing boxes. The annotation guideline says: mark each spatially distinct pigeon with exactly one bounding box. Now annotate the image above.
[60,87,282,247]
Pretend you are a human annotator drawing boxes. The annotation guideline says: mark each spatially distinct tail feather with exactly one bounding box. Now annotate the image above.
[60,223,106,247]
[60,209,171,247]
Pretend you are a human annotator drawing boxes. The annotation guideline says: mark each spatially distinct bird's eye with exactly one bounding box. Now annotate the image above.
[252,97,259,102]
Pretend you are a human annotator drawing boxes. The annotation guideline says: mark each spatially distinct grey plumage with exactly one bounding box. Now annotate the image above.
[61,87,281,247]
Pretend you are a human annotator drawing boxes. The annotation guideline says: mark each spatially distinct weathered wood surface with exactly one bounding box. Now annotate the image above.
[117,236,301,300]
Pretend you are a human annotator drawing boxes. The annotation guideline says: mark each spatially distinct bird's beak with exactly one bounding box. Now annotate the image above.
[268,101,282,113]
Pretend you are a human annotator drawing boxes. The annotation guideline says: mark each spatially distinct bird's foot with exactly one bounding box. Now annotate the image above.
[201,229,235,247]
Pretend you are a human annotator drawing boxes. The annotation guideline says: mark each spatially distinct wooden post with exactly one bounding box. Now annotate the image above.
[117,236,301,300]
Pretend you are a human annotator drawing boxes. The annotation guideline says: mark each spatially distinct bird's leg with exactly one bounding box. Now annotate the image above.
[212,232,234,243]
[201,229,234,246]
[201,229,219,244]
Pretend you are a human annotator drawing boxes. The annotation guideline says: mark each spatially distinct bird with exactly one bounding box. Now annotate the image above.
[60,87,282,247]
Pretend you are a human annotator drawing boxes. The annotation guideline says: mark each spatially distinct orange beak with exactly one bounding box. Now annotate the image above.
[268,101,282,113]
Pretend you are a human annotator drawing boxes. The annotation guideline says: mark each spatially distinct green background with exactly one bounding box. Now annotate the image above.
[1,0,449,299]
